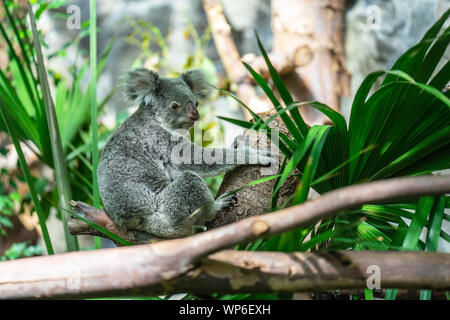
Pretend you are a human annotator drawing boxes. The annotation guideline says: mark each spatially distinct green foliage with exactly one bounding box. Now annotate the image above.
[221,9,450,258]
[0,0,116,252]
[1,241,43,261]
[28,0,78,251]
[0,194,15,236]
[216,8,450,301]
[0,94,55,254]
[0,149,21,237]
[0,172,21,236]
[89,0,101,249]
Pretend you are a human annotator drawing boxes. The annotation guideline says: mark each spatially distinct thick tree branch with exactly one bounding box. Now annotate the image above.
[167,250,450,295]
[0,250,449,299]
[0,175,448,298]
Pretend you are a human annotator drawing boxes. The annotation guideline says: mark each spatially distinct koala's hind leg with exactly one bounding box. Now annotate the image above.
[146,171,216,238]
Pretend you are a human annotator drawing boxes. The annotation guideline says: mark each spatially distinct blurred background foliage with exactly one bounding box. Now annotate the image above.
[0,0,227,256]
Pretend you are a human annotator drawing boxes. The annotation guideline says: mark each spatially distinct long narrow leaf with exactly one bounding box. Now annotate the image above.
[28,2,79,251]
[0,98,54,255]
[420,196,445,300]
[90,0,101,249]
[255,32,309,138]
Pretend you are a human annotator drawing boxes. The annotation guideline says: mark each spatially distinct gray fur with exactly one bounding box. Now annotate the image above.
[181,70,212,99]
[98,69,275,239]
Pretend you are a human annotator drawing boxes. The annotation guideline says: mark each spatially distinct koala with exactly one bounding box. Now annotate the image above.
[98,69,276,239]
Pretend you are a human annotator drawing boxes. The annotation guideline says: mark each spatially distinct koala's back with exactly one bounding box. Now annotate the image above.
[98,114,170,219]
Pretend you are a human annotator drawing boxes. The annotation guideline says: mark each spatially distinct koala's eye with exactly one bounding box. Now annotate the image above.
[171,102,179,110]
[195,101,199,107]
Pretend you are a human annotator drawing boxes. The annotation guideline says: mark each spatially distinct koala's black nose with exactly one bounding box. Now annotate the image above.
[188,104,200,121]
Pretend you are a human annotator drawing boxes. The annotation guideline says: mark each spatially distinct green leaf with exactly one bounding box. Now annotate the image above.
[0,98,54,255]
[70,211,132,247]
[292,126,331,205]
[273,127,320,197]
[365,289,374,300]
[420,196,445,300]
[243,62,304,143]
[382,8,450,86]
[270,157,287,212]
[255,32,309,138]
[386,196,442,300]
[402,197,435,250]
[28,2,79,252]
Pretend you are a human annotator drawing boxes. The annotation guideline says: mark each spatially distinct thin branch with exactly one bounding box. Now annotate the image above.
[201,0,271,119]
[68,201,159,244]
[0,175,449,298]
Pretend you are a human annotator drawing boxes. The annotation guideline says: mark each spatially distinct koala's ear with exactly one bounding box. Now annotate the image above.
[123,68,160,105]
[180,70,212,100]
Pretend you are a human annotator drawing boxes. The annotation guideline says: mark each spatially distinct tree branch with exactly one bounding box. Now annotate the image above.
[0,175,449,298]
[0,250,448,299]
[201,0,271,119]
[69,175,450,247]
[202,0,246,84]
[68,201,159,244]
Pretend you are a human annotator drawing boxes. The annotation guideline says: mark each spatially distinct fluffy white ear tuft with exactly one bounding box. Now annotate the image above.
[123,68,160,105]
[181,70,212,100]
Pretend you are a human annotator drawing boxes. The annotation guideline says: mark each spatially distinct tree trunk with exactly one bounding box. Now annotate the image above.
[271,0,350,123]
[204,0,350,124]
[207,112,299,228]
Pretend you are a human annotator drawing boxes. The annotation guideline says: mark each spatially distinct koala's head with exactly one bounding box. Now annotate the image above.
[124,68,211,131]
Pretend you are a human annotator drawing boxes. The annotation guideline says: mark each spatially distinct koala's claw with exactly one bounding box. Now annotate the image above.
[215,193,237,211]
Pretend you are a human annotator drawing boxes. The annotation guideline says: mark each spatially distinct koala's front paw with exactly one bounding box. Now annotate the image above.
[215,192,237,211]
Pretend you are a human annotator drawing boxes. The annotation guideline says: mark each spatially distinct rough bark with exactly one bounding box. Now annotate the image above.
[207,112,298,228]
